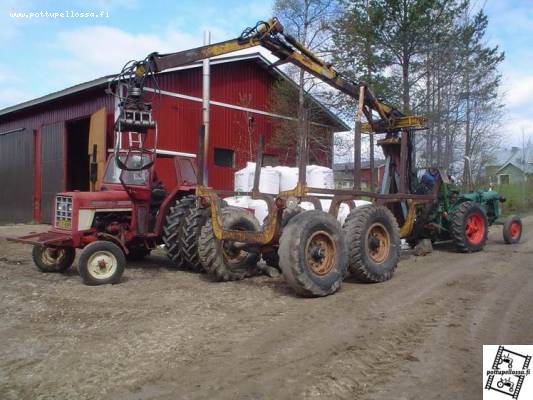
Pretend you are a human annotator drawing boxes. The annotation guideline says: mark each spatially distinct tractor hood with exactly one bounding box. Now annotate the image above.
[57,190,132,210]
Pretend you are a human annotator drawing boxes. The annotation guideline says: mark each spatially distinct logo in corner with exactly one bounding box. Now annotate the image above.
[484,345,532,399]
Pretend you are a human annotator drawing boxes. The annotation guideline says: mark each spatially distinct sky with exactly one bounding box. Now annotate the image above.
[0,0,531,146]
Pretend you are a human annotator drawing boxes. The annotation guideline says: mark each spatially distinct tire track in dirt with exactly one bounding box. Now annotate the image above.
[120,231,527,400]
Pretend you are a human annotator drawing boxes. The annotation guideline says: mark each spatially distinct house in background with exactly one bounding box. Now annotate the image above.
[333,160,386,190]
[485,144,533,185]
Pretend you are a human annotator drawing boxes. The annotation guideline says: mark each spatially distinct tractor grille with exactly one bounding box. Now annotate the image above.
[55,196,73,229]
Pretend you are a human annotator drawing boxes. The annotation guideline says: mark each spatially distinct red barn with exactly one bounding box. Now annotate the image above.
[0,53,347,224]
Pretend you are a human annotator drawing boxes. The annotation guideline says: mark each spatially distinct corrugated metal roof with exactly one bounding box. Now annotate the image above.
[0,53,349,131]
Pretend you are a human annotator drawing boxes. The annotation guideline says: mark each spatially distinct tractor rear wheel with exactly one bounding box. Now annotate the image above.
[503,215,522,244]
[179,206,210,272]
[278,210,347,297]
[198,207,261,281]
[78,241,125,285]
[343,204,400,283]
[162,195,195,268]
[450,201,488,252]
[32,246,75,273]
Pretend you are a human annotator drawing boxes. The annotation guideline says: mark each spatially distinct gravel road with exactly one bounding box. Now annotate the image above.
[0,216,531,400]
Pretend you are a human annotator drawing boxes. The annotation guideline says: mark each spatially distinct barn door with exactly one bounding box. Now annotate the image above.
[41,122,65,223]
[0,129,34,223]
[88,107,107,191]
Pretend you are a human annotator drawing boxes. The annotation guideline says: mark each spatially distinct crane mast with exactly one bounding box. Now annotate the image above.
[110,17,426,172]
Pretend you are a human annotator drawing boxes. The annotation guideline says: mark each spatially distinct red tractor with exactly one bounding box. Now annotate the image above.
[8,61,204,285]
[9,148,199,285]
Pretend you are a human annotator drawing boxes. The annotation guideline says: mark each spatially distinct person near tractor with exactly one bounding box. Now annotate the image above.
[420,165,439,193]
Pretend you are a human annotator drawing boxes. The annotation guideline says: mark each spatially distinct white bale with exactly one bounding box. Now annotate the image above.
[306,165,334,189]
[224,196,251,209]
[234,162,256,192]
[274,166,299,192]
[233,162,280,195]
[259,167,280,195]
[248,199,269,225]
[354,200,372,208]
[296,198,373,225]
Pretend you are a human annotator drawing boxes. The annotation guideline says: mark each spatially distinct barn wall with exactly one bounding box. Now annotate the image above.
[0,129,34,223]
[0,58,335,223]
[151,60,280,190]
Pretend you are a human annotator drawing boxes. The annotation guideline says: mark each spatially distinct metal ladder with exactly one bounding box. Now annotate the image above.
[128,131,144,148]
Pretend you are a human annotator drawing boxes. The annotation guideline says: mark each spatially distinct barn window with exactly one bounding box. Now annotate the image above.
[214,148,234,168]
[499,174,510,185]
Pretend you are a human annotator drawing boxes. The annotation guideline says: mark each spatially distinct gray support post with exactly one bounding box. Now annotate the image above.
[353,86,365,191]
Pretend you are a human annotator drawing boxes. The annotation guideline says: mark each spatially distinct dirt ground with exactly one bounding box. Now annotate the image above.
[0,217,532,400]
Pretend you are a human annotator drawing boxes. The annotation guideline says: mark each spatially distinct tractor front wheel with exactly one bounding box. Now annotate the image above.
[78,241,125,285]
[32,246,75,273]
[278,210,347,297]
[503,215,522,244]
[451,201,488,252]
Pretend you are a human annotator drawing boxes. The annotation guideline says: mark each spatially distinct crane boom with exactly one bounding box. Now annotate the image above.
[135,18,425,133]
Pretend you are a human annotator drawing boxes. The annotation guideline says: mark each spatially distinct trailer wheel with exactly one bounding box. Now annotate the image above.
[162,195,195,268]
[278,210,347,297]
[198,207,260,281]
[503,215,522,244]
[32,246,75,273]
[78,241,125,285]
[451,201,488,252]
[343,204,400,283]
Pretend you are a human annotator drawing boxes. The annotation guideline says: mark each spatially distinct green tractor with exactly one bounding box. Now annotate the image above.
[407,168,523,252]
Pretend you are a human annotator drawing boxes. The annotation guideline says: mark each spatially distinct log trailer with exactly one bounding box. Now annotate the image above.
[122,18,435,296]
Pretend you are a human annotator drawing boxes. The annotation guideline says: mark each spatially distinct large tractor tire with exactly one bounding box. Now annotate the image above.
[343,204,400,283]
[162,195,196,268]
[450,201,488,252]
[199,207,261,281]
[179,206,210,272]
[78,241,125,285]
[32,246,75,273]
[278,210,347,297]
[503,215,522,244]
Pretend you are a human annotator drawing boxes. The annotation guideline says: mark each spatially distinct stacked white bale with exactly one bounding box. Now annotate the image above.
[233,162,280,195]
[306,165,334,189]
[233,162,255,193]
[232,163,371,225]
[274,166,299,191]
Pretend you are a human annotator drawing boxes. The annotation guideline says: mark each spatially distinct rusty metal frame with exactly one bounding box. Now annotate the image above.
[197,84,436,245]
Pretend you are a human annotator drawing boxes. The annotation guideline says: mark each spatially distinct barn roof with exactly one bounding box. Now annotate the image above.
[0,53,348,131]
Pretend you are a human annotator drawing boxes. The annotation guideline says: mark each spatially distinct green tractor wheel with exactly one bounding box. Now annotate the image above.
[450,201,488,253]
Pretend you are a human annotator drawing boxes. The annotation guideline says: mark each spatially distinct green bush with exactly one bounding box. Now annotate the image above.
[493,182,533,214]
